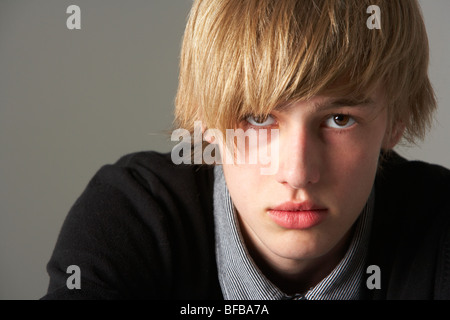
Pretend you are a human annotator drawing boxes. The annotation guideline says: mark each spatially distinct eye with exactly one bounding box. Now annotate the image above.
[246,114,276,127]
[324,114,356,129]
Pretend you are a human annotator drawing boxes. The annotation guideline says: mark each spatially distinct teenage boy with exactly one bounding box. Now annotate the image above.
[43,0,450,300]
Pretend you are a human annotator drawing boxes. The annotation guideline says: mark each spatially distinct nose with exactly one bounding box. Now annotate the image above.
[275,126,321,189]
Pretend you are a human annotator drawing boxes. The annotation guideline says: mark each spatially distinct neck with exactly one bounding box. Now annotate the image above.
[242,226,355,295]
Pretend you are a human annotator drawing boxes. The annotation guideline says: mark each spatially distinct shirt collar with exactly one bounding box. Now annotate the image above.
[213,165,374,300]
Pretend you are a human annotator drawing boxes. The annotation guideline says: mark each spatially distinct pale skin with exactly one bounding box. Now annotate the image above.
[208,86,403,294]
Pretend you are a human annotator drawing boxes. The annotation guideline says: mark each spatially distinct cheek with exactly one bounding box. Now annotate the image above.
[324,131,383,210]
[332,145,379,186]
[222,163,268,214]
[327,116,387,177]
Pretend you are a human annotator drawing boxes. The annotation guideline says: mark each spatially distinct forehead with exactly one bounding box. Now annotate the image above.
[272,84,385,114]
[274,97,375,113]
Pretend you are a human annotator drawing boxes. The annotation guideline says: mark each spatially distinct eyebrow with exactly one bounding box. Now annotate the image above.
[274,97,375,113]
[316,98,375,110]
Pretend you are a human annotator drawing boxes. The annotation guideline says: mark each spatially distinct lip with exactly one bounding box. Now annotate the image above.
[267,201,328,229]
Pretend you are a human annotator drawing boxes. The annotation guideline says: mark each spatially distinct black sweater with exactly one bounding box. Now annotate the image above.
[42,151,450,300]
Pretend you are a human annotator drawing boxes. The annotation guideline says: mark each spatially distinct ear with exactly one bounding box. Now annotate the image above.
[382,122,405,150]
[201,122,216,144]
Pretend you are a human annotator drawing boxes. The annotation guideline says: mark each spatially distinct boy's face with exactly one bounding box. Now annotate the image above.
[220,86,400,272]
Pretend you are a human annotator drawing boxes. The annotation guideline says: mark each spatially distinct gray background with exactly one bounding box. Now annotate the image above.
[0,0,448,299]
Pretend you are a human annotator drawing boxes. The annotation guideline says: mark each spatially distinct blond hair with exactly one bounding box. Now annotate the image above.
[174,0,436,145]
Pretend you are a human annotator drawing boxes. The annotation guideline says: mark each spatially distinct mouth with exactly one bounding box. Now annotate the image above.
[267,201,328,229]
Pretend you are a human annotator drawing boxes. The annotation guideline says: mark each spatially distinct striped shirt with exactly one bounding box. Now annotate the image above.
[213,165,374,300]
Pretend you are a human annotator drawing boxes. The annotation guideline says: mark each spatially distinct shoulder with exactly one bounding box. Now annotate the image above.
[43,151,219,299]
[105,150,214,192]
[375,151,450,217]
[68,151,216,241]
[376,151,450,192]
[369,151,450,299]
[81,151,216,225]
[374,150,450,227]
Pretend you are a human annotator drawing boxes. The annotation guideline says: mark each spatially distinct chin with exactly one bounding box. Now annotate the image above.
[267,230,338,261]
